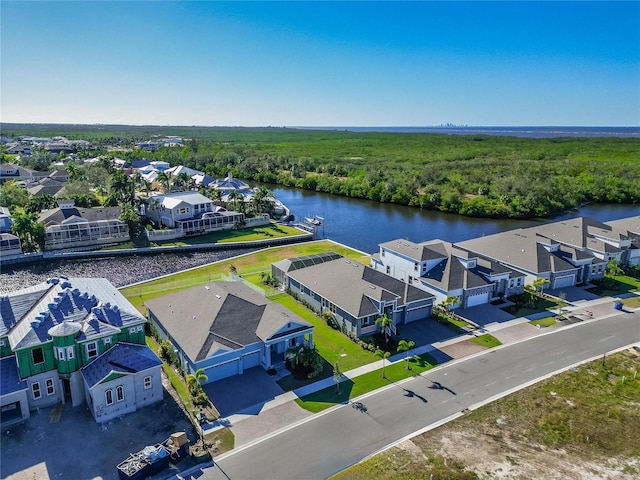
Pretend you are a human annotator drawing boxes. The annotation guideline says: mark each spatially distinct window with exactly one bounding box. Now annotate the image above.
[32,382,41,400]
[414,262,418,271]
[86,342,98,359]
[116,386,124,402]
[57,348,65,361]
[32,347,44,365]
[46,378,55,396]
[136,325,143,332]
[129,327,136,335]
[104,337,111,345]
[67,346,75,359]
[105,389,113,405]
[386,266,390,274]
[144,376,152,390]
[0,339,5,347]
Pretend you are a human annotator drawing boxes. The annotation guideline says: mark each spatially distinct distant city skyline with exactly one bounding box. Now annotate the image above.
[2,1,639,127]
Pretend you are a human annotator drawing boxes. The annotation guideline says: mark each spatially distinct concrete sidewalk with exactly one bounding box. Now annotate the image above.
[206,293,640,447]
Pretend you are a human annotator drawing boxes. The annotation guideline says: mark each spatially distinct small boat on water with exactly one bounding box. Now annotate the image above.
[304,216,322,226]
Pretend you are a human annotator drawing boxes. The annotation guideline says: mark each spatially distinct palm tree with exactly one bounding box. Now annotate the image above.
[375,313,393,343]
[186,368,208,392]
[606,259,624,277]
[375,349,391,379]
[156,171,171,193]
[208,188,223,205]
[441,295,460,316]
[11,209,46,252]
[397,339,416,370]
[532,277,550,294]
[226,190,238,210]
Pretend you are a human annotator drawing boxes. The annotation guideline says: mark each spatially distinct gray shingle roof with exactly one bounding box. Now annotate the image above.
[80,343,161,389]
[38,206,122,226]
[287,258,434,319]
[380,239,447,262]
[456,225,583,275]
[145,282,311,363]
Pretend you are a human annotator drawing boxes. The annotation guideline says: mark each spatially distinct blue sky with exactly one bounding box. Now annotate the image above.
[2,1,639,126]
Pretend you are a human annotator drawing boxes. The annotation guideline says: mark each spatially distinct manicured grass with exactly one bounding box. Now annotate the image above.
[151,224,304,246]
[448,316,473,329]
[295,353,438,413]
[586,275,640,297]
[501,296,562,317]
[120,239,368,310]
[332,350,640,479]
[470,334,502,348]
[529,316,557,327]
[623,295,640,309]
[270,293,377,372]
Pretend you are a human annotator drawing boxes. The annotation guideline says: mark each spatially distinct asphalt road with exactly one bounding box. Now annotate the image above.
[204,312,640,480]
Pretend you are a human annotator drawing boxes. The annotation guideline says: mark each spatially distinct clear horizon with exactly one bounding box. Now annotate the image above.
[2,1,639,127]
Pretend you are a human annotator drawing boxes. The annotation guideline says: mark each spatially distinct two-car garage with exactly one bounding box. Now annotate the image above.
[553,275,576,290]
[202,349,263,383]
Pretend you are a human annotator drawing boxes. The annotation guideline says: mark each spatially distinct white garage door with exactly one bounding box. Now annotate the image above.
[204,359,240,382]
[553,276,575,289]
[405,306,431,323]
[242,350,261,369]
[466,292,490,308]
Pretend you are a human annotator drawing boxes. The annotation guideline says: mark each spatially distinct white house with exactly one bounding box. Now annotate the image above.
[371,238,526,308]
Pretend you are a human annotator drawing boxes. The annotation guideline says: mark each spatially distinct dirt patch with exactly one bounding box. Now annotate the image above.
[438,338,487,359]
[412,426,637,479]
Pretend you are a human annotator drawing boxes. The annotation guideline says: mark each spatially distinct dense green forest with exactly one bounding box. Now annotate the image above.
[3,124,639,219]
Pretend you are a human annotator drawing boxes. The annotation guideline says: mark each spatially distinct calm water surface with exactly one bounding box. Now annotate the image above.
[1,187,637,292]
[273,187,639,253]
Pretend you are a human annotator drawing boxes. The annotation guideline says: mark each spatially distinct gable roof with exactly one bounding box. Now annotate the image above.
[145,281,311,363]
[286,258,434,319]
[456,229,579,275]
[80,343,162,389]
[38,205,123,226]
[379,239,448,262]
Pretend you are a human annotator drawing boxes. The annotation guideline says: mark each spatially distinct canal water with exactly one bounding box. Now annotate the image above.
[1,187,637,292]
[272,186,639,253]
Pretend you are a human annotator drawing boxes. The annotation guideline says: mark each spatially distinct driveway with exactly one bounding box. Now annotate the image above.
[548,286,601,303]
[1,381,198,480]
[396,318,460,346]
[458,303,516,326]
[202,367,285,417]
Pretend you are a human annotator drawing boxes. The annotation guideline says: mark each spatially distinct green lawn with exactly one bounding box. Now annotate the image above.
[529,316,558,327]
[295,353,438,413]
[470,334,502,348]
[120,239,368,310]
[623,295,640,309]
[151,223,304,246]
[586,275,640,297]
[501,296,562,317]
[270,293,377,372]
